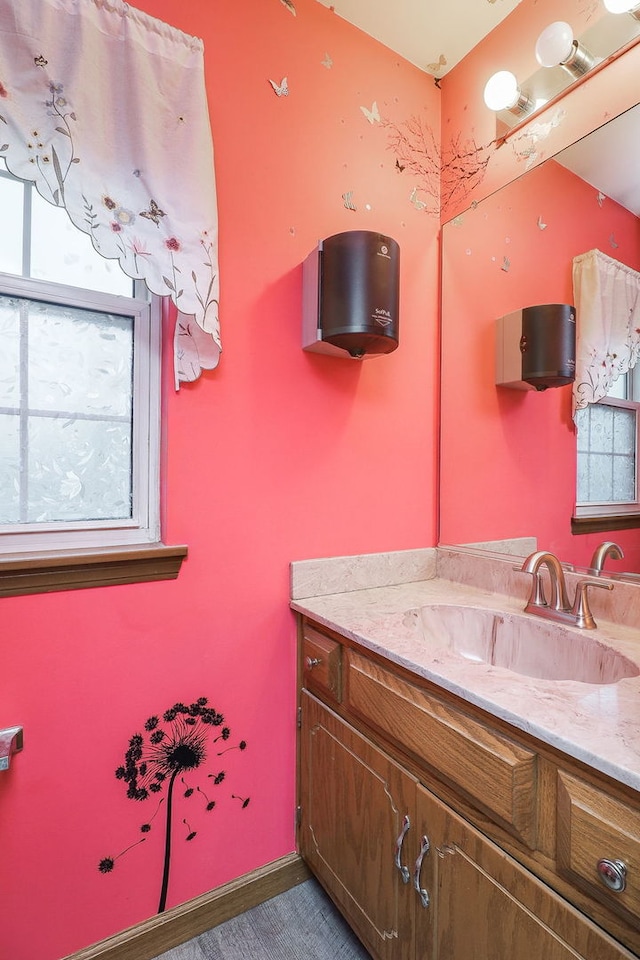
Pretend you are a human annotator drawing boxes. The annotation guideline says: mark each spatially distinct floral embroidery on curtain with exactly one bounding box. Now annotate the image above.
[572,248,640,416]
[0,0,220,387]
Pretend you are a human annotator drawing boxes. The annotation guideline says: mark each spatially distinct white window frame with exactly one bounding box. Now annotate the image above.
[574,372,640,522]
[0,273,162,555]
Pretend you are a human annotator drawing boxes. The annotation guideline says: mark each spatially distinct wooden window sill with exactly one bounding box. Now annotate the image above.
[0,543,188,598]
[571,514,640,535]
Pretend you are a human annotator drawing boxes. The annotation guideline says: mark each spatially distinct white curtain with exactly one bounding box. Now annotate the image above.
[0,0,220,386]
[572,248,640,415]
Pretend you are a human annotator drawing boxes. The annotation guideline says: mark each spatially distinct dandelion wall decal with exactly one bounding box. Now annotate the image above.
[100,697,249,914]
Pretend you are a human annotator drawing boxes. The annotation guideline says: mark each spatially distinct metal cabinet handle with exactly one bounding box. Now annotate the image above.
[305,656,322,670]
[597,859,627,893]
[394,815,411,883]
[413,834,431,908]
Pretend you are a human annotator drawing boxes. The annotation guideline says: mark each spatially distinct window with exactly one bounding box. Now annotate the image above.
[0,166,185,594]
[575,368,640,523]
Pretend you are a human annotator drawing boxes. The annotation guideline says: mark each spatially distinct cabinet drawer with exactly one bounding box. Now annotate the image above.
[346,650,538,848]
[302,624,342,702]
[557,771,640,927]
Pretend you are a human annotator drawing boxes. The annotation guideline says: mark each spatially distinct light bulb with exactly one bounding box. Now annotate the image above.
[535,20,596,77]
[535,21,575,67]
[603,0,640,15]
[483,71,520,111]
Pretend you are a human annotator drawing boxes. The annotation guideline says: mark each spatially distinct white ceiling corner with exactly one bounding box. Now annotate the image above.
[315,0,523,75]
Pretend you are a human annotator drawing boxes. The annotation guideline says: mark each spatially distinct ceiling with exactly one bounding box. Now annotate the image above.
[315,0,523,75]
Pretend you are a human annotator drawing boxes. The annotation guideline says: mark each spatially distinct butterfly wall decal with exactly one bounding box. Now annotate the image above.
[395,159,405,173]
[360,101,380,124]
[342,191,357,211]
[427,54,447,74]
[409,187,426,211]
[139,200,166,226]
[269,77,289,97]
[321,53,333,69]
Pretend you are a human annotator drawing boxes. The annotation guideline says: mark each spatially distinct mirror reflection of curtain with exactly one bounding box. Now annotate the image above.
[572,248,640,415]
[0,0,220,386]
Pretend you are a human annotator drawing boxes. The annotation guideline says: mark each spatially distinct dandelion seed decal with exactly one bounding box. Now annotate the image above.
[197,786,216,811]
[98,837,146,873]
[100,697,249,914]
[218,739,247,756]
[183,819,197,841]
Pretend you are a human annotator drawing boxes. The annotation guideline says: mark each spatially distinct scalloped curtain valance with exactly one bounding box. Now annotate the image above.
[572,248,640,416]
[0,0,220,387]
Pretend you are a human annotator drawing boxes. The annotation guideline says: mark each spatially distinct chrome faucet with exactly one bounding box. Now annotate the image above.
[590,541,624,574]
[519,550,613,629]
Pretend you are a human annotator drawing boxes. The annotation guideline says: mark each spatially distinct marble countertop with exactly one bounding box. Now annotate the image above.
[291,574,640,793]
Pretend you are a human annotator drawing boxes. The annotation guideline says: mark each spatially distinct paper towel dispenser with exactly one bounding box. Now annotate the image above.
[495,303,576,391]
[302,230,400,358]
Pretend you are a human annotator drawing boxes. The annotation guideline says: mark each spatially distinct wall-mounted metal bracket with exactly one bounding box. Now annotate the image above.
[0,726,23,771]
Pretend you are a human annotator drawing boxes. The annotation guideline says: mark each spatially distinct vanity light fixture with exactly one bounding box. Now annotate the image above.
[483,70,534,116]
[603,0,640,18]
[535,21,597,78]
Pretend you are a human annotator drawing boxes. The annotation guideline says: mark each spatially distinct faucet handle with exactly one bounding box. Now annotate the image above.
[572,578,614,629]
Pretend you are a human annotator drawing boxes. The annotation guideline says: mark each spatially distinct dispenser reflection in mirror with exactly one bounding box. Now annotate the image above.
[439,96,640,579]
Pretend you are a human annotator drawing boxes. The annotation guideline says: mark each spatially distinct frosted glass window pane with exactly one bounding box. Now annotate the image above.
[588,404,614,454]
[575,408,589,454]
[0,175,24,276]
[613,407,635,453]
[612,454,635,502]
[0,414,20,523]
[27,416,132,522]
[31,190,133,297]
[0,293,135,526]
[0,303,20,406]
[576,449,590,502]
[27,303,134,418]
[588,453,614,501]
[577,405,636,503]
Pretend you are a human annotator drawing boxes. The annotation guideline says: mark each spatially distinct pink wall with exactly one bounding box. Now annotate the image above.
[0,3,439,958]
[440,156,640,569]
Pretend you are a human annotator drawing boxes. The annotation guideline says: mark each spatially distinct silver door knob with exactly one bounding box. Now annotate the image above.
[597,858,627,893]
[305,656,322,670]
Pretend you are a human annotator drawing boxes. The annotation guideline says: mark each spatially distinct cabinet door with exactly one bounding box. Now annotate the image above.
[414,784,636,960]
[299,691,416,960]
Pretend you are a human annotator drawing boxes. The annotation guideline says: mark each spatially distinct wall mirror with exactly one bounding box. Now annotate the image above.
[439,97,640,581]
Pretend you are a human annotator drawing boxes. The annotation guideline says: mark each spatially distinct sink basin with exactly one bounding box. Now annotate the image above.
[407,603,639,684]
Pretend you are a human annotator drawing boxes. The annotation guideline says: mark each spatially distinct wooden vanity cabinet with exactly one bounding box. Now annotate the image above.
[299,690,416,960]
[414,784,632,960]
[297,616,640,960]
